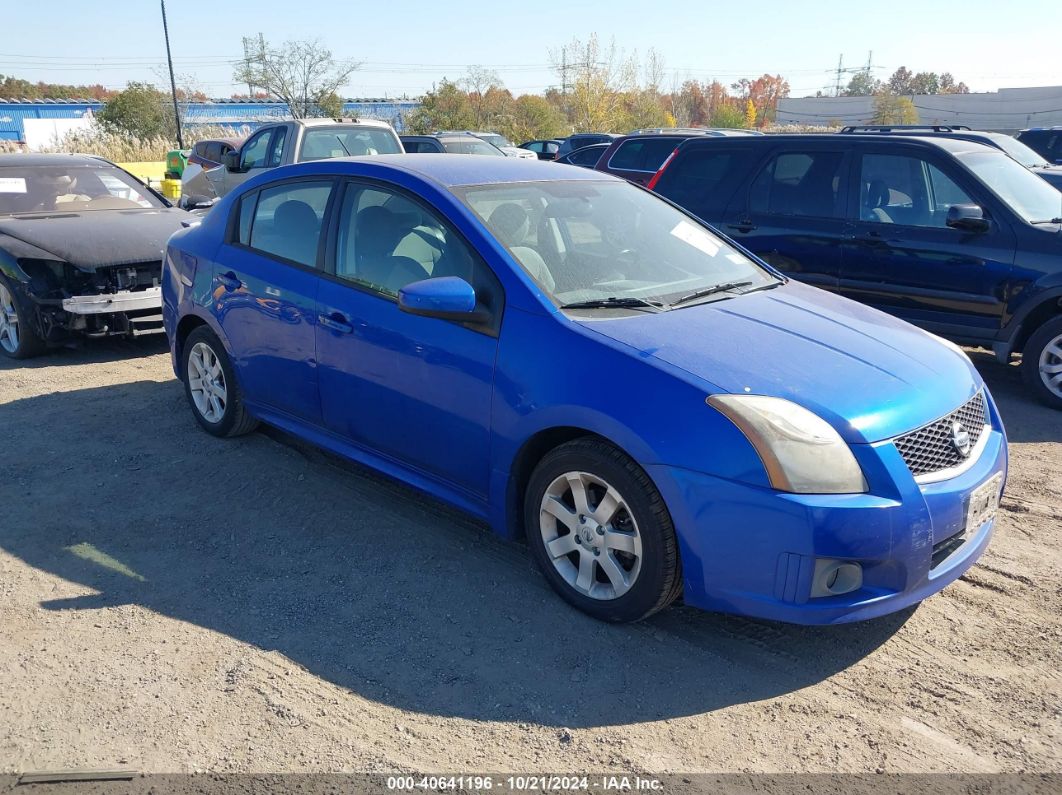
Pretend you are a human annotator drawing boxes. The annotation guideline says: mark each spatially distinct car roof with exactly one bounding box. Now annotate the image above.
[296,117,392,129]
[0,153,112,167]
[679,133,999,156]
[282,153,618,187]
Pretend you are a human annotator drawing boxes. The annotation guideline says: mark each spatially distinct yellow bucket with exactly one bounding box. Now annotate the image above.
[160,178,182,200]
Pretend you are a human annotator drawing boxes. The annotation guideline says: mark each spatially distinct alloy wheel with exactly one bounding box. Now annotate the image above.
[187,341,228,423]
[538,471,643,600]
[1039,333,1062,399]
[0,283,20,354]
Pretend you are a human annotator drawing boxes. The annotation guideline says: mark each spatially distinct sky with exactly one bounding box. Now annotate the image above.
[2,0,1060,99]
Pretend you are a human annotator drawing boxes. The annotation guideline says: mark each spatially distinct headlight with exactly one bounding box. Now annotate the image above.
[708,395,867,494]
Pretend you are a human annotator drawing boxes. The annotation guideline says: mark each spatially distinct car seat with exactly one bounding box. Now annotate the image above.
[354,205,430,293]
[862,179,893,223]
[488,203,556,292]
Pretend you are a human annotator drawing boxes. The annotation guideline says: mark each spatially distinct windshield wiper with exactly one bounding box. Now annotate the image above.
[559,296,669,312]
[671,280,753,308]
[1030,217,1062,225]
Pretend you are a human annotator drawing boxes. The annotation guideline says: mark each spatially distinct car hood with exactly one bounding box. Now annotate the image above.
[0,208,188,269]
[578,281,983,444]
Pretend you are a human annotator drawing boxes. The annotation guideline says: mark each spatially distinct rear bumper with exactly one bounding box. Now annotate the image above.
[650,409,1008,625]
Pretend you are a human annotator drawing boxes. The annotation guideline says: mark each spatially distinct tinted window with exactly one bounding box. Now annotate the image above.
[568,146,604,166]
[749,150,846,218]
[610,138,682,172]
[193,142,209,158]
[237,192,257,245]
[654,147,759,219]
[247,180,333,267]
[545,142,559,154]
[240,130,273,169]
[524,142,544,153]
[335,184,485,297]
[203,143,221,163]
[858,153,973,228]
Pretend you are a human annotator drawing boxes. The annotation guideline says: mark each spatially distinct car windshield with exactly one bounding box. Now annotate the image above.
[990,135,1050,168]
[297,127,402,161]
[479,134,512,148]
[0,164,164,215]
[443,139,505,156]
[457,180,779,307]
[958,150,1062,224]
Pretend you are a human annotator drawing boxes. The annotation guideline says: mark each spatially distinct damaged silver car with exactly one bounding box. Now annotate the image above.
[0,154,190,358]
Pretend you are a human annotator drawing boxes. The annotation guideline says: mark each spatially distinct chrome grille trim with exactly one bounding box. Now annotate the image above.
[894,392,989,482]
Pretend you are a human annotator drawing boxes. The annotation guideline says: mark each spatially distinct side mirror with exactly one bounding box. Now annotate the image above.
[224,151,243,172]
[946,204,990,233]
[398,276,488,322]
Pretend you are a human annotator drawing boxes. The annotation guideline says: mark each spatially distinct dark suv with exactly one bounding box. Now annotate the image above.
[555,133,618,159]
[649,134,1062,407]
[1017,128,1062,166]
[596,129,762,186]
[840,126,1062,190]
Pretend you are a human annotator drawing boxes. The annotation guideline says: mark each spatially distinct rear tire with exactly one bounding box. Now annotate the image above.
[1021,316,1062,410]
[524,437,682,623]
[0,275,46,360]
[182,326,258,437]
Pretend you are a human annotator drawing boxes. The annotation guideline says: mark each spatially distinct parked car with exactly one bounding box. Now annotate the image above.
[1017,127,1062,165]
[519,139,562,161]
[0,154,190,358]
[438,130,537,159]
[840,125,1062,191]
[204,118,402,200]
[400,133,506,156]
[555,143,609,168]
[596,130,763,186]
[648,133,1062,407]
[162,155,1006,625]
[181,136,244,208]
[555,133,619,159]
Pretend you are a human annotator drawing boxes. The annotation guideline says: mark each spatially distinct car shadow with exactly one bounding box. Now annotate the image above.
[0,335,169,371]
[0,380,910,729]
[965,349,1062,443]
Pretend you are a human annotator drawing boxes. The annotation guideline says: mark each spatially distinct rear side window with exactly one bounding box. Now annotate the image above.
[610,138,682,172]
[749,150,847,219]
[246,180,334,267]
[653,147,758,219]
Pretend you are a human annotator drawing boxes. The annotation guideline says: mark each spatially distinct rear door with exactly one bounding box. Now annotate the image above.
[603,137,684,185]
[721,143,851,291]
[212,178,336,423]
[839,143,1017,338]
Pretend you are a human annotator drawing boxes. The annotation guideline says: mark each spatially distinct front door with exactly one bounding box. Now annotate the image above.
[839,147,1017,338]
[212,178,335,423]
[315,180,502,499]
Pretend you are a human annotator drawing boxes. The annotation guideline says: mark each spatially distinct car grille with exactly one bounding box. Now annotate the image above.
[894,392,988,477]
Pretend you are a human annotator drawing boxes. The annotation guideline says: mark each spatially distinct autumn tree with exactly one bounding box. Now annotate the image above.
[873,90,919,124]
[743,99,757,128]
[234,37,360,118]
[550,34,636,131]
[403,79,476,134]
[96,82,175,139]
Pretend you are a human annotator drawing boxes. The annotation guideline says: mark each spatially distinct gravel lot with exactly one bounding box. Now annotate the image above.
[0,337,1059,776]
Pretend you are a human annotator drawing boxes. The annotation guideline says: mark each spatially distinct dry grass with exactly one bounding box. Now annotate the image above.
[35,123,245,161]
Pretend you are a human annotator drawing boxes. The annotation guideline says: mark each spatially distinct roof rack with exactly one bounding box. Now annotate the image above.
[840,124,972,133]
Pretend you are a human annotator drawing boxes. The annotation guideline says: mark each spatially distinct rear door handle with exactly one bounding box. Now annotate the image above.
[318,312,353,334]
[217,271,242,290]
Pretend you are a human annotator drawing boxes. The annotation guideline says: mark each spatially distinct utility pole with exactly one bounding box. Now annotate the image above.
[160,0,183,148]
[834,54,844,97]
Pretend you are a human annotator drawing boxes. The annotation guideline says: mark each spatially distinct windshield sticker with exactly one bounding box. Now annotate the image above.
[0,177,27,193]
[671,220,720,256]
[726,253,746,264]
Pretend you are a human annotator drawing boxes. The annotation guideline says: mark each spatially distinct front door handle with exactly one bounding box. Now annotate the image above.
[726,220,756,233]
[217,271,242,290]
[318,312,353,334]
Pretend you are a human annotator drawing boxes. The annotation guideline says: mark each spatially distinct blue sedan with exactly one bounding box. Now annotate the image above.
[162,155,1008,624]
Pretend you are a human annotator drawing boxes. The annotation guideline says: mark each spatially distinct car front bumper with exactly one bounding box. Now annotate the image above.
[649,400,1009,625]
[61,286,162,314]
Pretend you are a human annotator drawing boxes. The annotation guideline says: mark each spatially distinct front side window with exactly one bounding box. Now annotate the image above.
[458,180,779,307]
[749,150,846,219]
[524,142,544,153]
[859,153,975,228]
[610,138,680,172]
[334,184,485,297]
[297,127,402,161]
[246,180,333,267]
[240,130,273,169]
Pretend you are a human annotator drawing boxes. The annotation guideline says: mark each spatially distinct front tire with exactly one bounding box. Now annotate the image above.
[182,327,258,437]
[524,437,682,622]
[1022,316,1062,409]
[0,276,46,359]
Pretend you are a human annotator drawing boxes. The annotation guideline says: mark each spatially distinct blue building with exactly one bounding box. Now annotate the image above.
[0,97,421,143]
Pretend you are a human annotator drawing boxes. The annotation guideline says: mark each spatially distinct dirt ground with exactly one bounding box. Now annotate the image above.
[0,337,1059,777]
